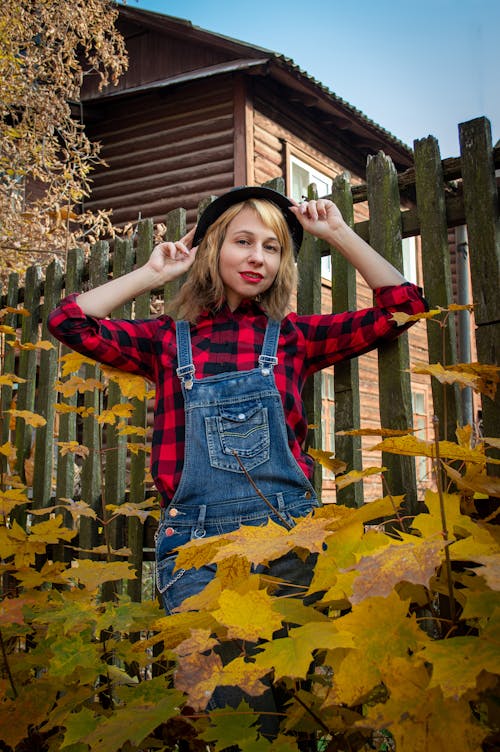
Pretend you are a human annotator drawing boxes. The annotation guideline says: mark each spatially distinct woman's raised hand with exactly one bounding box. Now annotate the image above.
[289,198,345,241]
[146,227,199,282]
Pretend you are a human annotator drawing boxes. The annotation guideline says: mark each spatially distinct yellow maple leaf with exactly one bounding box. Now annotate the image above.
[371,434,498,465]
[412,362,498,399]
[0,488,29,516]
[62,560,136,590]
[213,588,283,641]
[390,308,442,325]
[0,306,30,317]
[96,402,134,425]
[336,427,414,436]
[59,351,96,375]
[56,376,103,397]
[115,424,147,437]
[100,365,151,401]
[7,409,46,427]
[0,374,26,386]
[307,447,347,474]
[7,339,54,351]
[57,441,90,458]
[443,462,500,498]
[335,466,387,490]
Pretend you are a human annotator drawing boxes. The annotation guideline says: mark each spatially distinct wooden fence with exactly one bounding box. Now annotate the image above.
[1,116,498,600]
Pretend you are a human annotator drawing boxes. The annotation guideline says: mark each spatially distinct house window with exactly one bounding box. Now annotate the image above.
[412,390,429,486]
[289,154,333,279]
[402,236,418,284]
[321,372,336,479]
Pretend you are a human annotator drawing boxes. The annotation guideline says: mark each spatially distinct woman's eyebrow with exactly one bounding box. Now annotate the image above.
[230,229,279,241]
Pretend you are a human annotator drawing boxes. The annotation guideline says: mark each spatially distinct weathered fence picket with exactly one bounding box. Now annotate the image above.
[79,242,108,554]
[367,152,418,514]
[1,115,498,599]
[414,136,460,441]
[459,117,500,460]
[330,172,363,508]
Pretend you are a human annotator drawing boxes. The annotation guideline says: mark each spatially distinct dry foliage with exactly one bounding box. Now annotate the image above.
[0,0,127,280]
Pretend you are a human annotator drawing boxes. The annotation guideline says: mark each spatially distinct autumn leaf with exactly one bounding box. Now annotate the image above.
[100,365,153,400]
[59,350,96,376]
[116,424,147,437]
[0,487,29,516]
[390,308,442,325]
[7,409,46,427]
[6,338,54,351]
[126,442,151,455]
[96,402,134,424]
[56,498,98,521]
[84,680,184,748]
[371,434,499,464]
[0,306,30,317]
[0,325,16,336]
[443,462,500,497]
[213,588,283,642]
[56,375,103,397]
[362,657,485,752]
[200,700,264,751]
[335,466,387,490]
[349,535,448,605]
[57,440,90,458]
[61,560,137,590]
[420,622,500,700]
[336,428,413,437]
[307,447,347,474]
[411,362,498,399]
[0,373,26,386]
[175,649,224,710]
[105,500,160,523]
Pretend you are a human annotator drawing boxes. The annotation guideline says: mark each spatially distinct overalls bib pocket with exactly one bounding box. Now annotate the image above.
[205,400,270,472]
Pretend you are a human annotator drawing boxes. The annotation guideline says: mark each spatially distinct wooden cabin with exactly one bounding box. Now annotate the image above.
[80,5,433,501]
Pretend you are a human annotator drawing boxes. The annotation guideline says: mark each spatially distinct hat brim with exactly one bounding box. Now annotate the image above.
[192,186,303,258]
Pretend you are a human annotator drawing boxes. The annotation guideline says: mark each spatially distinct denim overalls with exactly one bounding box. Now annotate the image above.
[155,317,320,615]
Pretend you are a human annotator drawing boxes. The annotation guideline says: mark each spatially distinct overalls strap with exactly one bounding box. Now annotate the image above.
[258,318,280,374]
[175,320,195,388]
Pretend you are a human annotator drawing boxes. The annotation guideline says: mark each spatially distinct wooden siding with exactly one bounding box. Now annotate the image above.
[85,78,236,228]
[82,20,236,100]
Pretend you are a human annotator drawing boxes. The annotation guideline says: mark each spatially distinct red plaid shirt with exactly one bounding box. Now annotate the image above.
[48,283,427,504]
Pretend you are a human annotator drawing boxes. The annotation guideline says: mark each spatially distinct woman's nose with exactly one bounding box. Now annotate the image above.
[248,244,264,263]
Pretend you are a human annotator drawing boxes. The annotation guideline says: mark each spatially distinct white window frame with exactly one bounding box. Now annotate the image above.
[289,154,333,279]
[402,236,418,285]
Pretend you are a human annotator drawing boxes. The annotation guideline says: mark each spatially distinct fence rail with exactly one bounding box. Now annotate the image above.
[1,116,498,598]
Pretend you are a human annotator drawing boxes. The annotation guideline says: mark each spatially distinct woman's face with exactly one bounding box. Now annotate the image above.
[218,206,282,311]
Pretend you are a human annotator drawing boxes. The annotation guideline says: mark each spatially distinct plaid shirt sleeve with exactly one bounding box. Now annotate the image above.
[291,282,428,376]
[47,294,162,381]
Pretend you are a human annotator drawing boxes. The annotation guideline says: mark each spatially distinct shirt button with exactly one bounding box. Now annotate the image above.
[168,508,179,517]
[165,527,175,537]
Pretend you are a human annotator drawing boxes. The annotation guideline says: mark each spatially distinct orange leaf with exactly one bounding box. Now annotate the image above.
[335,466,387,490]
[307,447,347,474]
[7,409,46,427]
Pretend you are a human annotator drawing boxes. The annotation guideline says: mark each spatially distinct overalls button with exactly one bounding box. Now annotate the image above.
[165,527,175,537]
[304,491,312,499]
[261,368,270,376]
[237,413,245,420]
[168,508,179,517]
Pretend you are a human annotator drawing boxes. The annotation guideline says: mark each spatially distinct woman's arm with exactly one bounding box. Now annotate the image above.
[290,198,406,289]
[76,228,198,318]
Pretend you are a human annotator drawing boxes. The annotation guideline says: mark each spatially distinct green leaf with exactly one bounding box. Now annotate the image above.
[85,679,184,749]
[202,700,270,752]
[61,707,96,749]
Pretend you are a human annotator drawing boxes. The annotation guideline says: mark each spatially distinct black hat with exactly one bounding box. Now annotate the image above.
[192,186,303,257]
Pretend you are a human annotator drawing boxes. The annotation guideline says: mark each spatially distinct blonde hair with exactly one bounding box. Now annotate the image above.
[166,199,297,322]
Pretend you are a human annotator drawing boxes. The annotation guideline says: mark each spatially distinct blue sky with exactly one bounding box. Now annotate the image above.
[129,0,499,159]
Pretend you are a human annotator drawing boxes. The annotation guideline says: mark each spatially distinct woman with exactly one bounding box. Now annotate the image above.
[48,185,427,615]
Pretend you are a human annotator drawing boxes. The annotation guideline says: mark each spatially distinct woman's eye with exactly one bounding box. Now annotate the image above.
[265,245,280,253]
